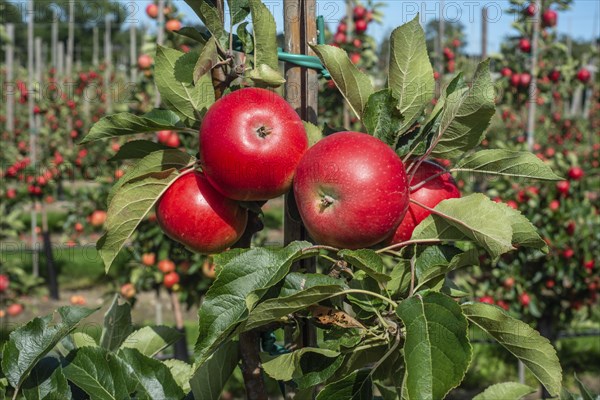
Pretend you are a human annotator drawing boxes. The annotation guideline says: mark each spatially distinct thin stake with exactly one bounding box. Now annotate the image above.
[526,0,540,152]
[6,24,15,133]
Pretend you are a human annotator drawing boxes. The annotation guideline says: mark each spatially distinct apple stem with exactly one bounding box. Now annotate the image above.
[257,126,273,138]
[409,170,449,192]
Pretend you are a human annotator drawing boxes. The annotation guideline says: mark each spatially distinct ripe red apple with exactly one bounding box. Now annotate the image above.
[163,272,180,289]
[524,3,536,16]
[353,5,367,20]
[157,130,172,143]
[542,9,557,27]
[350,53,361,64]
[146,3,158,18]
[556,180,570,195]
[74,222,84,232]
[156,171,248,253]
[584,260,595,271]
[562,248,574,259]
[576,68,591,83]
[501,67,512,78]
[504,277,515,288]
[479,296,494,304]
[158,259,176,274]
[519,72,532,88]
[7,303,23,317]
[519,38,531,53]
[353,38,362,48]
[165,19,181,32]
[355,19,368,34]
[142,252,156,266]
[510,73,521,88]
[545,280,555,289]
[452,38,461,48]
[337,22,347,33]
[388,161,460,244]
[293,132,409,249]
[90,210,107,227]
[568,166,584,180]
[519,293,530,306]
[165,132,180,148]
[334,32,346,44]
[549,199,560,211]
[0,274,9,292]
[548,69,560,82]
[200,88,308,201]
[565,221,575,236]
[120,283,136,299]
[138,54,153,70]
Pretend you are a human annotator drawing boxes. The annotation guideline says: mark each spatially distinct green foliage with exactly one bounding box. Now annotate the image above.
[472,382,536,400]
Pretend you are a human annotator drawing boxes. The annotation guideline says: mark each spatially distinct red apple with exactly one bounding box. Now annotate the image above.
[146,3,158,18]
[334,32,346,44]
[388,161,460,244]
[519,38,531,53]
[350,53,361,64]
[120,283,136,299]
[519,72,532,88]
[542,9,557,27]
[293,132,409,249]
[548,70,560,82]
[510,73,521,88]
[157,130,172,143]
[163,272,180,289]
[519,293,530,306]
[74,222,84,232]
[568,166,584,180]
[0,274,9,292]
[200,88,308,201]
[158,259,176,274]
[352,38,362,48]
[576,68,591,83]
[479,296,494,304]
[7,303,23,317]
[504,277,515,288]
[355,19,368,34]
[562,248,574,259]
[142,252,156,266]
[524,3,536,16]
[556,180,570,195]
[90,210,107,227]
[584,260,595,271]
[165,132,180,148]
[156,171,248,253]
[165,19,182,32]
[353,5,367,20]
[549,200,560,211]
[138,54,153,70]
[501,67,513,78]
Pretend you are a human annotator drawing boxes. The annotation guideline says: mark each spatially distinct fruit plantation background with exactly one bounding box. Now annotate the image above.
[0,0,599,399]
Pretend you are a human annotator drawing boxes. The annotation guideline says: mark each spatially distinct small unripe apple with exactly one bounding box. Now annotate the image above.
[200,88,308,201]
[388,161,460,244]
[568,166,584,180]
[158,259,176,274]
[156,171,248,253]
[294,132,409,249]
[576,68,591,83]
[163,272,180,289]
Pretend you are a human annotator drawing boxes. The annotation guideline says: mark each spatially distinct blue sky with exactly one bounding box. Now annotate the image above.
[138,1,599,55]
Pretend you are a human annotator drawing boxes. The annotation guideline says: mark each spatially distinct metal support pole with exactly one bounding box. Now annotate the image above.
[155,0,166,108]
[526,0,540,152]
[104,15,113,113]
[6,24,15,133]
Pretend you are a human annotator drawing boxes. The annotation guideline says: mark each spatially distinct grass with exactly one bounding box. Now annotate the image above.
[1,246,131,289]
[20,211,68,233]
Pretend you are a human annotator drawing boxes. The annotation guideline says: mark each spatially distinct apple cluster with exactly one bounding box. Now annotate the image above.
[154,88,461,253]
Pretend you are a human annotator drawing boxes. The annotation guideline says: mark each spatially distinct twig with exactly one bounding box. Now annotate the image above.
[376,239,442,254]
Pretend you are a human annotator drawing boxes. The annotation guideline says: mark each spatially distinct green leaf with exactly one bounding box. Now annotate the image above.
[99,295,133,352]
[117,348,184,400]
[387,259,411,298]
[497,201,548,251]
[189,340,239,400]
[193,37,218,84]
[228,0,250,25]
[97,169,181,271]
[244,285,344,331]
[348,272,384,313]
[109,140,171,162]
[310,44,374,118]
[261,348,339,383]
[81,111,182,143]
[194,242,310,364]
[173,27,207,44]
[183,0,227,48]
[162,360,191,394]
[388,15,435,137]
[120,326,182,357]
[1,307,95,391]
[339,249,390,282]
[155,46,215,126]
[462,302,562,397]
[247,63,286,87]
[107,149,193,205]
[63,346,134,400]
[431,60,496,159]
[363,89,404,147]
[22,358,72,400]
[396,292,471,400]
[303,121,323,147]
[174,50,200,84]
[473,382,536,400]
[455,150,563,180]
[316,369,372,400]
[414,247,478,292]
[236,22,254,54]
[249,0,280,72]
[72,332,97,348]
[574,374,595,400]
[412,194,515,259]
[280,272,346,298]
